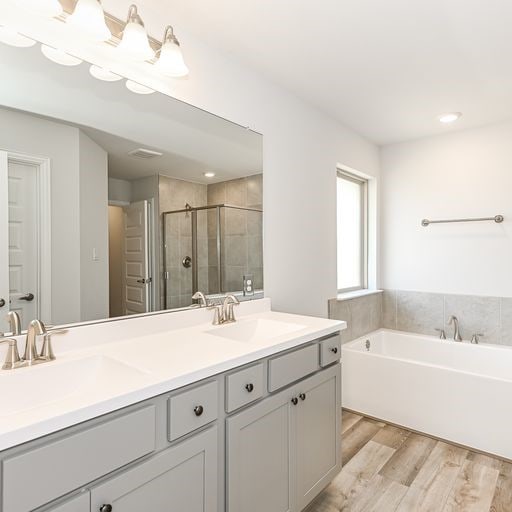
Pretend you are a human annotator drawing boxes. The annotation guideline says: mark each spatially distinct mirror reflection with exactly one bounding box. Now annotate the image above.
[0,42,263,332]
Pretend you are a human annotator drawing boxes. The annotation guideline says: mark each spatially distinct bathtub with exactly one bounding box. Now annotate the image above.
[342,329,512,460]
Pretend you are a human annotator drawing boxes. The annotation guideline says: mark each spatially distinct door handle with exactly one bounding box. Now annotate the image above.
[19,293,34,302]
[0,298,5,308]
[136,278,152,284]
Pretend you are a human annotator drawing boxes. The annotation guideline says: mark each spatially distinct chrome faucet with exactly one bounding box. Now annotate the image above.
[208,294,241,325]
[24,319,48,364]
[448,316,462,342]
[222,294,240,323]
[7,311,21,336]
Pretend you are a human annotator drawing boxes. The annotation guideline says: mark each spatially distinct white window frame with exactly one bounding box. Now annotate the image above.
[336,169,369,294]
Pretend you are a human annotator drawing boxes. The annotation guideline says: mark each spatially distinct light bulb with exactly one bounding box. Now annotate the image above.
[67,0,111,42]
[126,80,155,94]
[118,5,154,62]
[0,26,36,47]
[16,0,63,17]
[41,44,83,66]
[438,112,462,124]
[89,65,122,81]
[155,26,189,77]
[204,172,216,178]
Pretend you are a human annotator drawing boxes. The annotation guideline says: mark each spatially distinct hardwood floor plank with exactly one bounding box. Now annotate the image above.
[372,424,411,450]
[342,418,385,465]
[396,441,467,512]
[442,460,499,512]
[467,451,503,471]
[498,460,512,478]
[379,433,437,486]
[349,474,408,512]
[341,410,363,434]
[489,474,512,512]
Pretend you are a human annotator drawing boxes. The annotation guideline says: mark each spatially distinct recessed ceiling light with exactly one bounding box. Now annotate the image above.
[438,112,462,124]
[204,172,216,178]
[125,80,155,94]
[41,45,83,66]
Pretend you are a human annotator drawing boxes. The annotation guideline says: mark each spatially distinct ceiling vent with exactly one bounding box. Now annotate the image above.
[128,148,164,159]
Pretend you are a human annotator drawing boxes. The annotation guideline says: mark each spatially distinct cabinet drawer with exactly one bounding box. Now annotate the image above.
[319,334,341,367]
[168,381,218,441]
[2,406,156,512]
[226,363,264,412]
[268,344,319,392]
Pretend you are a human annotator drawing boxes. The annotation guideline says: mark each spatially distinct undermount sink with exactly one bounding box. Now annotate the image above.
[0,355,151,418]
[206,318,307,343]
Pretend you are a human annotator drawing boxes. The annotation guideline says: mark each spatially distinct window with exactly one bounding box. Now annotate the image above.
[337,170,368,292]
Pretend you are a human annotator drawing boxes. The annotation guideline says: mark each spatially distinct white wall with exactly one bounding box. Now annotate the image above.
[381,120,512,297]
[79,131,109,321]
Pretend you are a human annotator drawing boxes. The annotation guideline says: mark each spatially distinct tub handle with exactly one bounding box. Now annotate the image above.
[471,333,484,344]
[435,328,446,340]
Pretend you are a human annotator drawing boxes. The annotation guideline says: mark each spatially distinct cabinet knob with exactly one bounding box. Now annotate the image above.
[291,397,299,405]
[299,393,306,401]
[100,505,113,512]
[330,347,338,354]
[245,383,254,393]
[194,405,204,417]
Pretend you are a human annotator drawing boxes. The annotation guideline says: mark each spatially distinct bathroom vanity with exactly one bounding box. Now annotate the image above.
[0,300,344,512]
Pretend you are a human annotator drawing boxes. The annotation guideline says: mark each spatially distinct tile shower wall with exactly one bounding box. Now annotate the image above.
[329,289,512,346]
[207,174,263,293]
[159,176,208,309]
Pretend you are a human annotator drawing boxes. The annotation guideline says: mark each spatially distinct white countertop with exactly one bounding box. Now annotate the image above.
[0,299,345,451]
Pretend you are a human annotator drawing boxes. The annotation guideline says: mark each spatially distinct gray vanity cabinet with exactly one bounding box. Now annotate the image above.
[45,493,90,512]
[226,363,341,512]
[226,387,295,512]
[294,366,341,511]
[89,426,218,512]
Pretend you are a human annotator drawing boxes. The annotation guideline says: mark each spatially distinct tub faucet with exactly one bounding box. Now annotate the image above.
[448,316,462,342]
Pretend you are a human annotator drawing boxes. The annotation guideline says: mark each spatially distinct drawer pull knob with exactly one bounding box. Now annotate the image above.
[194,405,204,417]
[245,383,254,392]
[100,505,113,512]
[299,393,306,401]
[330,347,338,354]
[291,397,299,405]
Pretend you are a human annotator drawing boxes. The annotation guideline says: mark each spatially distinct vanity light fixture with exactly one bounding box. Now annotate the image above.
[41,44,83,66]
[16,0,63,18]
[67,0,111,42]
[438,112,462,124]
[155,25,189,77]
[118,4,154,62]
[89,64,122,81]
[0,26,36,48]
[125,79,155,94]
[204,172,216,178]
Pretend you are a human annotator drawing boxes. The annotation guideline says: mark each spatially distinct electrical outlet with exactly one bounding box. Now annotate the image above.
[243,274,254,296]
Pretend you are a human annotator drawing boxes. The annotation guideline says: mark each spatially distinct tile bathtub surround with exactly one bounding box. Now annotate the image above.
[329,291,382,343]
[330,289,512,345]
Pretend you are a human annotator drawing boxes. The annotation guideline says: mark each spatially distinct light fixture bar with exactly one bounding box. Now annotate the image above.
[58,0,161,54]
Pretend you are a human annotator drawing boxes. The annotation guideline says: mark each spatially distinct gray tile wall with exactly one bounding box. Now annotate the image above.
[330,289,512,346]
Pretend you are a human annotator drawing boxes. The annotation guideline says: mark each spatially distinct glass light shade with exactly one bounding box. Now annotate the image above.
[41,44,83,66]
[67,0,111,42]
[156,39,189,77]
[0,26,36,47]
[118,21,154,62]
[126,80,155,94]
[89,65,122,81]
[17,0,63,17]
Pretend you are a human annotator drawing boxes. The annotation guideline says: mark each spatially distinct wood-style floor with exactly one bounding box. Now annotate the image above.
[308,410,512,512]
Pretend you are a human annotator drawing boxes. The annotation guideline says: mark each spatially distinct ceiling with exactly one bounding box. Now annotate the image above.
[154,0,512,145]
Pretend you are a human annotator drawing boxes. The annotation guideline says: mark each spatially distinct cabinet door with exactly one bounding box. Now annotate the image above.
[90,427,217,512]
[226,388,295,512]
[293,364,341,511]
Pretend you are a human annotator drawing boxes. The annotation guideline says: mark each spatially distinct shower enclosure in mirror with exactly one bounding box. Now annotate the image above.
[0,39,263,333]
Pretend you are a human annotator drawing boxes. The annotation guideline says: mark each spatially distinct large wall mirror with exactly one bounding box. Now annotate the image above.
[0,42,263,332]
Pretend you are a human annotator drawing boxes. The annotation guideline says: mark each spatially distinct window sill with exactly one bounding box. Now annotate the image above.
[335,289,383,302]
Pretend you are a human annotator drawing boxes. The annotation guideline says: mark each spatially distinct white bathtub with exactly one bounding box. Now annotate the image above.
[342,329,512,459]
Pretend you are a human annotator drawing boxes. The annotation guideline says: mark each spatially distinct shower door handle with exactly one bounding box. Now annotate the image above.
[136,278,152,284]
